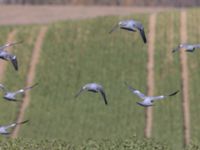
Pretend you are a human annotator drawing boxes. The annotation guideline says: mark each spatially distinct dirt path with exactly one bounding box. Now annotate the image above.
[11,26,48,138]
[0,6,175,25]
[144,13,157,138]
[180,10,190,147]
[0,29,17,81]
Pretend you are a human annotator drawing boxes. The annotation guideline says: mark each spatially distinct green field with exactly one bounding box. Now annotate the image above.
[0,8,200,150]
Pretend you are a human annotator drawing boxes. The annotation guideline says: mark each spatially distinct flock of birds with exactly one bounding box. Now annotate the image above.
[0,17,199,136]
[74,19,199,107]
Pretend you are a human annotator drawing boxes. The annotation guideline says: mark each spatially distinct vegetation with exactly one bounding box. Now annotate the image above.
[0,8,199,150]
[1,0,199,7]
[187,8,200,146]
[0,137,169,150]
[153,11,183,150]
[0,25,40,140]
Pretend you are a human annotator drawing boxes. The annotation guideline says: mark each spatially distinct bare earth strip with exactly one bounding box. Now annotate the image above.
[144,13,157,138]
[11,26,48,138]
[180,10,190,147]
[0,5,175,25]
[0,29,17,81]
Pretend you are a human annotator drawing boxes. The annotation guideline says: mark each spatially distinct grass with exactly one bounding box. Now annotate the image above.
[0,137,169,150]
[21,14,148,142]
[153,11,183,150]
[0,8,199,150]
[187,8,200,144]
[0,25,40,140]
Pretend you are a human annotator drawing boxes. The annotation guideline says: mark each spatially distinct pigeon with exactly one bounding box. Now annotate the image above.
[0,120,29,135]
[109,19,147,43]
[0,41,22,71]
[0,83,38,101]
[172,44,200,53]
[125,82,179,107]
[75,83,108,105]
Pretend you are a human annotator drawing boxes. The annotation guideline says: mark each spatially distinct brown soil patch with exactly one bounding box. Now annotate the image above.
[0,29,17,81]
[11,26,48,138]
[0,5,175,25]
[180,10,190,147]
[145,13,157,138]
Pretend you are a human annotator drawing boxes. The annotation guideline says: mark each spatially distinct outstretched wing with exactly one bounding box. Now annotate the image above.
[138,28,147,43]
[15,83,39,95]
[125,82,146,99]
[16,120,29,125]
[172,46,179,53]
[9,55,18,71]
[0,41,23,50]
[23,83,39,91]
[151,90,179,101]
[99,89,108,105]
[75,88,85,98]
[109,24,119,34]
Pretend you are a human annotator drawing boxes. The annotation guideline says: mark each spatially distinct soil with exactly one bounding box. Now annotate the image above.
[144,13,157,138]
[0,5,175,25]
[11,26,48,138]
[180,9,190,146]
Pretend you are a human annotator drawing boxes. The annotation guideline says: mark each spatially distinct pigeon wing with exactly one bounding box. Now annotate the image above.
[10,55,18,71]
[138,28,147,43]
[16,120,29,125]
[23,83,39,91]
[109,24,119,34]
[75,88,85,98]
[125,82,146,99]
[99,89,108,105]
[151,90,179,101]
[0,41,23,50]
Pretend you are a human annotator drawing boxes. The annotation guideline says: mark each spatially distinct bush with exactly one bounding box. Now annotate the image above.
[0,137,169,150]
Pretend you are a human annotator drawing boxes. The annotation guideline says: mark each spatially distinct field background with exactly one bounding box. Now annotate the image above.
[0,5,199,150]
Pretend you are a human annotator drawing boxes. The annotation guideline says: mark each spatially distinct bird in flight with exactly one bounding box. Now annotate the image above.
[0,120,29,135]
[172,44,200,53]
[0,83,38,102]
[75,83,108,105]
[125,82,179,107]
[109,19,147,43]
[0,41,22,71]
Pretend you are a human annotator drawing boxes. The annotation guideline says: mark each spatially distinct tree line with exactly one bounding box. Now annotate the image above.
[0,0,199,6]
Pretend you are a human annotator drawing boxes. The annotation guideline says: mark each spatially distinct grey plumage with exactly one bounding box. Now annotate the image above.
[172,44,200,53]
[75,83,108,105]
[0,41,22,71]
[0,83,38,101]
[125,82,179,107]
[109,19,147,43]
[0,120,29,135]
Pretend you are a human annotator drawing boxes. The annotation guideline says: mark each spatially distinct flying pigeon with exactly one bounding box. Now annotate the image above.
[75,83,108,105]
[0,83,38,101]
[0,120,29,135]
[172,44,200,53]
[0,41,22,71]
[109,19,147,43]
[125,82,179,107]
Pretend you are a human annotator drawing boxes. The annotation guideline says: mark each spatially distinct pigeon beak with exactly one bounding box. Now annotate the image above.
[11,56,18,71]
[109,24,119,34]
